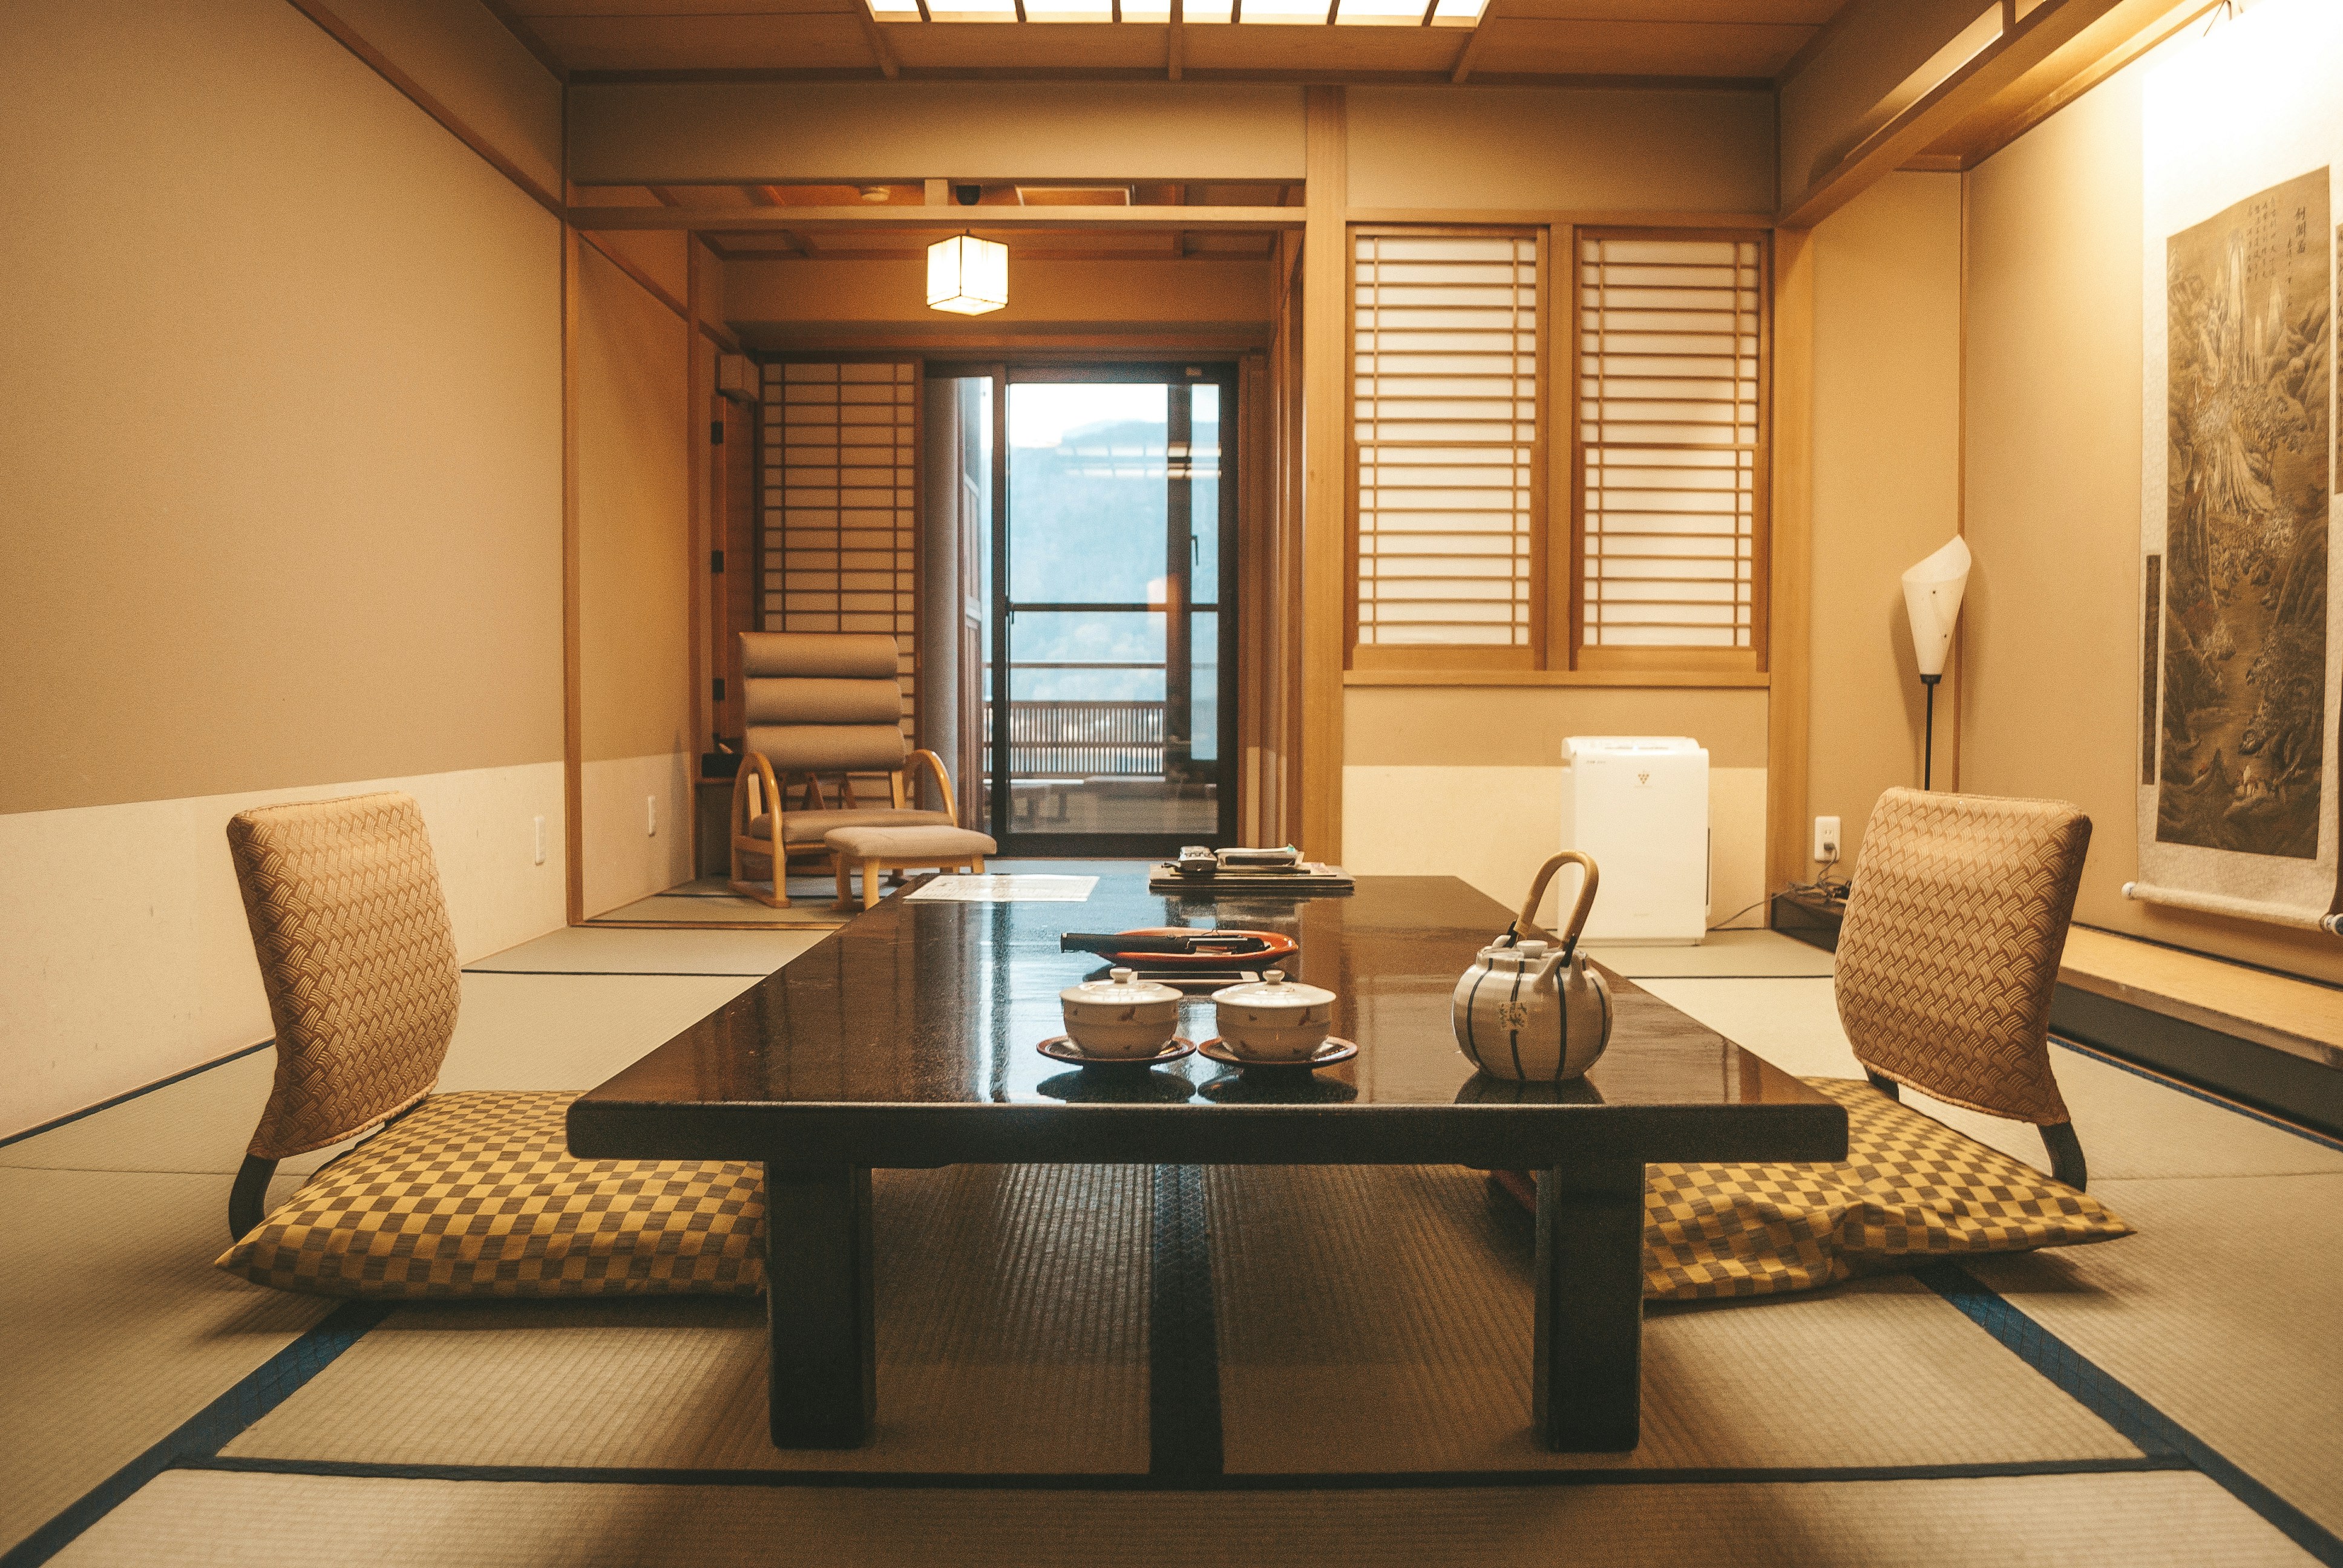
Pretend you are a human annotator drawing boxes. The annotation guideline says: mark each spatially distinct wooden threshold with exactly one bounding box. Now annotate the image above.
[1343,668,1768,688]
[2060,926,2343,1072]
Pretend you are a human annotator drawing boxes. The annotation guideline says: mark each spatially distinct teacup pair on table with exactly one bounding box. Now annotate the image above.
[1052,968,1351,1070]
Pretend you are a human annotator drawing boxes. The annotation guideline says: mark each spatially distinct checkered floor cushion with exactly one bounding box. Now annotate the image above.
[1642,1077,2132,1302]
[217,1091,764,1299]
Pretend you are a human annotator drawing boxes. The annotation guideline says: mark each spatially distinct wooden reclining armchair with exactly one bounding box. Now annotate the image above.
[1835,787,2096,1187]
[727,631,966,908]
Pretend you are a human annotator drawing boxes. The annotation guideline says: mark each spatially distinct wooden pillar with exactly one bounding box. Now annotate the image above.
[560,221,585,927]
[1299,86,1348,863]
[1765,226,1815,900]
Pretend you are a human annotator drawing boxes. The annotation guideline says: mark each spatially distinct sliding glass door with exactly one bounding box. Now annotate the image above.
[987,364,1237,856]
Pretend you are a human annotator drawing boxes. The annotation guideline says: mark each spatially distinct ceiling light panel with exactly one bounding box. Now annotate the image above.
[1181,0,1234,18]
[1024,0,1114,16]
[924,0,1017,17]
[1426,0,1484,24]
[1333,0,1426,22]
[869,0,922,13]
[1237,0,1327,19]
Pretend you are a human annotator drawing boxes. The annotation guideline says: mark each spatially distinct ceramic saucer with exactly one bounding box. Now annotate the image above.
[1194,1036,1358,1071]
[1037,1035,1197,1070]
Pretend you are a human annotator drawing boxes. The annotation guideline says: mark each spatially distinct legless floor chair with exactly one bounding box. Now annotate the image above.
[215,793,764,1298]
[1504,788,2132,1302]
[727,631,993,909]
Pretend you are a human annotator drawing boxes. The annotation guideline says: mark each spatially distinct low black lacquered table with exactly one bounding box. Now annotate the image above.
[568,874,1846,1453]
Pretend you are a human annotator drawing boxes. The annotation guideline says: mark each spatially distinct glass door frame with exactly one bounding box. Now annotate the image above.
[934,359,1240,860]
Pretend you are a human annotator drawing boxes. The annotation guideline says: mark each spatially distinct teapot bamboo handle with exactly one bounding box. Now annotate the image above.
[1516,851,1599,950]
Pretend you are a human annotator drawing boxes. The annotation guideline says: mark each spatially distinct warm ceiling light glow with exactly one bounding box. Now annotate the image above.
[1333,0,1424,21]
[1236,0,1324,18]
[927,234,1009,315]
[1426,0,1484,22]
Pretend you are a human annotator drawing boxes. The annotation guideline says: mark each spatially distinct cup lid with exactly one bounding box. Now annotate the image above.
[1209,967,1337,1009]
[1061,967,1184,1007]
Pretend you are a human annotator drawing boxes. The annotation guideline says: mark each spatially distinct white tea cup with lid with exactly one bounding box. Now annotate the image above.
[1059,968,1184,1058]
[1208,969,1337,1061]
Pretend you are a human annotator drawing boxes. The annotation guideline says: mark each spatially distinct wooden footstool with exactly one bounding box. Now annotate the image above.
[824,825,999,912]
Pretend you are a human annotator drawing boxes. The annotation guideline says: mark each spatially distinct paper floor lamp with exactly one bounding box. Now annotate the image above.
[1901,536,1971,790]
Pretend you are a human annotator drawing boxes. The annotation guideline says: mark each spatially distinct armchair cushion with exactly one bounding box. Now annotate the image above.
[217,1091,764,1299]
[824,825,998,860]
[1641,1077,2131,1301]
[744,806,955,846]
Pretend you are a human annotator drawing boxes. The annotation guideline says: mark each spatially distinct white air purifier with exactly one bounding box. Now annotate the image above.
[1558,736,1709,946]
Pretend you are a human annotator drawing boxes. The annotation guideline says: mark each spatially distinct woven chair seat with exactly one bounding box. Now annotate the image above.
[217,1091,764,1299]
[1639,1077,2131,1301]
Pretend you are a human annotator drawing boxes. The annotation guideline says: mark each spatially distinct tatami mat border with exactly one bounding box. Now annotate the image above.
[1919,1263,2343,1567]
[0,1301,390,1568]
[460,969,776,978]
[174,1455,2186,1491]
[0,1040,272,1152]
[1149,1165,1222,1477]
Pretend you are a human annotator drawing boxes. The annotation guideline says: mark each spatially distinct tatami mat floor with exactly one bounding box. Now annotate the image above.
[5,920,2338,1567]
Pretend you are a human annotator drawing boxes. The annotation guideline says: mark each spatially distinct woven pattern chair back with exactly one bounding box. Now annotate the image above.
[739,632,908,774]
[226,792,462,1160]
[1835,788,2091,1127]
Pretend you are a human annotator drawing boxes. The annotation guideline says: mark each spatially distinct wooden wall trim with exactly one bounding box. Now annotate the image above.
[577,231,689,322]
[686,240,713,875]
[283,0,563,218]
[561,223,586,926]
[1765,226,1815,899]
[1299,85,1348,862]
[1346,208,1775,228]
[571,205,1304,233]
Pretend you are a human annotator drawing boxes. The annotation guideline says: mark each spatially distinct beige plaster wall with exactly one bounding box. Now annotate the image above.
[568,82,1309,185]
[1960,33,2343,984]
[312,0,563,198]
[0,0,566,1133]
[574,242,696,913]
[0,0,565,819]
[1804,170,1966,872]
[1347,86,1775,213]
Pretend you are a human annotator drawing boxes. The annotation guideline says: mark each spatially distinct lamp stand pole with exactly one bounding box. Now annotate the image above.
[1921,673,1941,791]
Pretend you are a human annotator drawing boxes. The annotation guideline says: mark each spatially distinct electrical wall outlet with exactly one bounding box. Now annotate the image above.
[1814,815,1841,863]
[533,815,546,866]
[647,795,658,837]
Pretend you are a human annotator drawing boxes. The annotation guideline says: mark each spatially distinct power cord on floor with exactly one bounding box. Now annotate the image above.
[1706,859,1849,933]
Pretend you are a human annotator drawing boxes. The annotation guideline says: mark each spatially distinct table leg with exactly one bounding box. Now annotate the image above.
[764,1163,876,1447]
[1533,1154,1645,1452]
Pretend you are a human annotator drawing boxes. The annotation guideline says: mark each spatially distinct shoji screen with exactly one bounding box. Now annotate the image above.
[1575,234,1765,650]
[759,360,919,735]
[1351,230,1543,653]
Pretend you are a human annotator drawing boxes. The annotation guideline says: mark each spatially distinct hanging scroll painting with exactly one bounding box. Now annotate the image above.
[2138,0,2342,931]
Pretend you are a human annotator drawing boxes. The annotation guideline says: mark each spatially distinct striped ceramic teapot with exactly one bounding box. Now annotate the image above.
[1451,851,1613,1083]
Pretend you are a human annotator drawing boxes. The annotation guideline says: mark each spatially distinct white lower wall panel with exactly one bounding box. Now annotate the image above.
[0,762,566,1140]
[580,751,695,919]
[1342,765,1768,935]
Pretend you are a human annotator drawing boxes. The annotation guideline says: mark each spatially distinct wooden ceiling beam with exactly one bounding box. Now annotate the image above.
[848,0,903,77]
[569,204,1306,232]
[1778,0,2128,228]
[1449,18,1492,83]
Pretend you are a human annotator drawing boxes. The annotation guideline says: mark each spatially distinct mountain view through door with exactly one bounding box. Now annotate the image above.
[988,368,1236,854]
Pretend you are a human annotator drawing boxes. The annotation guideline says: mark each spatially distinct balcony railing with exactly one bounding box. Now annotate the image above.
[987,699,1167,779]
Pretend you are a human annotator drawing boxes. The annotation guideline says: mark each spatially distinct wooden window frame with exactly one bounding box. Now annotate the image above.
[1346,223,1550,675]
[1339,220,1773,687]
[1569,225,1772,678]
